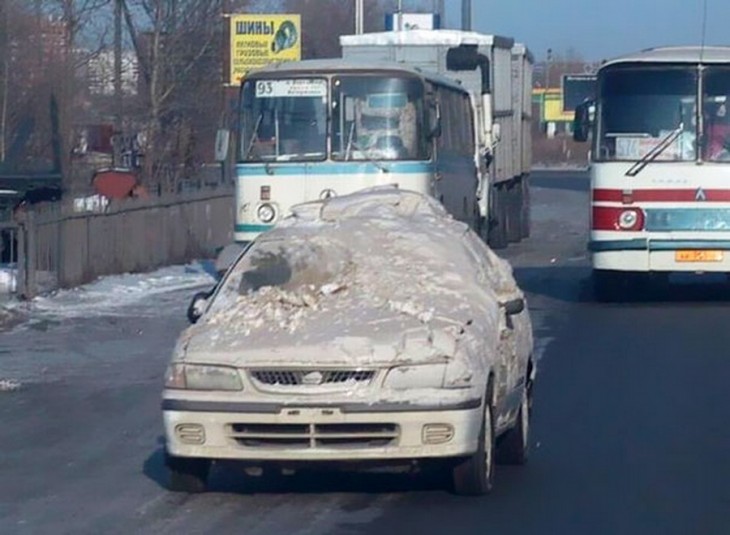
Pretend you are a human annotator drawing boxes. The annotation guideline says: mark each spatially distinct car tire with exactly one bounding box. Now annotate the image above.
[452,399,495,496]
[165,452,211,493]
[496,387,530,465]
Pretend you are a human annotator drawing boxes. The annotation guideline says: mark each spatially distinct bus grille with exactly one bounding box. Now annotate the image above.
[645,208,730,232]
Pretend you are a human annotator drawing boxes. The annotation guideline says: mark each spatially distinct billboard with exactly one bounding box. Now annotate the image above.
[229,14,302,86]
[533,89,574,122]
[562,74,596,112]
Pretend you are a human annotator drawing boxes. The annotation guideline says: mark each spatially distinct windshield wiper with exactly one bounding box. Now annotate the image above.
[346,140,390,173]
[343,121,389,172]
[244,113,264,160]
[625,123,684,177]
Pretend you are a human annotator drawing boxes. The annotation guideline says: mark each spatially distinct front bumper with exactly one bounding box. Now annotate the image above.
[590,238,730,272]
[163,398,483,462]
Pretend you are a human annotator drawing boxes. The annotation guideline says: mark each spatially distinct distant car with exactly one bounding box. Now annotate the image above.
[163,188,535,496]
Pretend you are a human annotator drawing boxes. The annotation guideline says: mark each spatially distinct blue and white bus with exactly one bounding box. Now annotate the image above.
[231,59,483,245]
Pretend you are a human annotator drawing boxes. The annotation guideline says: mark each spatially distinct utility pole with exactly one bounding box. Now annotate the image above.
[113,0,123,167]
[437,0,445,28]
[355,0,363,34]
[461,0,471,31]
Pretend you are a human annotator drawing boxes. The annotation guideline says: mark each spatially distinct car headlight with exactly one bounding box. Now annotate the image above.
[383,364,446,389]
[257,203,276,223]
[165,363,243,391]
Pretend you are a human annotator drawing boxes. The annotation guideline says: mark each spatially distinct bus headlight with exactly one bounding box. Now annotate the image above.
[257,203,276,223]
[618,210,639,230]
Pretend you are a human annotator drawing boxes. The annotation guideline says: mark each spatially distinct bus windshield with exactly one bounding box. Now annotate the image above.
[240,78,328,162]
[597,67,698,162]
[702,67,730,162]
[331,74,429,161]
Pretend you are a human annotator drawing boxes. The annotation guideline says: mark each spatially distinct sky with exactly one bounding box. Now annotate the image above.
[441,0,730,62]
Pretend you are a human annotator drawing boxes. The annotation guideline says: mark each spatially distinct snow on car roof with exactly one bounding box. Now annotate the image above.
[189,188,519,365]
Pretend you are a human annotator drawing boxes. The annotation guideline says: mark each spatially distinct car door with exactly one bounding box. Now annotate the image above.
[462,230,531,428]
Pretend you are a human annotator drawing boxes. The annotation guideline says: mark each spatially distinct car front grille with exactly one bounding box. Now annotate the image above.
[227,422,399,449]
[249,369,375,387]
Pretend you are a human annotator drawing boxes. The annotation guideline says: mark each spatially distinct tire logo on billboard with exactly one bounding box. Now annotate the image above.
[320,189,336,200]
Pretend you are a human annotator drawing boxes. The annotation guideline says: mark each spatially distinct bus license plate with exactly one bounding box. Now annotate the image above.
[675,250,724,262]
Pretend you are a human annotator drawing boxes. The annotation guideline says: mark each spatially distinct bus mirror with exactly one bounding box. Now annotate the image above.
[428,102,442,139]
[215,129,230,162]
[573,100,593,142]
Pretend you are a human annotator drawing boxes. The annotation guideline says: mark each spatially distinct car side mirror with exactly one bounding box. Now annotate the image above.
[500,297,525,316]
[573,100,594,142]
[187,291,211,324]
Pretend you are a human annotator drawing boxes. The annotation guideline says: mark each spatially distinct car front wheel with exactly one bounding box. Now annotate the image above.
[497,387,530,465]
[452,400,495,496]
[165,452,211,493]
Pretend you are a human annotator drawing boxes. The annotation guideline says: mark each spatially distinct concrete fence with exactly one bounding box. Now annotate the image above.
[14,187,234,298]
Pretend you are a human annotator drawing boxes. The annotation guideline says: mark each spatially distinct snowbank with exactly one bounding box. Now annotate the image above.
[4,261,216,321]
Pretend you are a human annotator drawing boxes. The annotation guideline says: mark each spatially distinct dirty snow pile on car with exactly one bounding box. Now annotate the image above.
[190,188,522,391]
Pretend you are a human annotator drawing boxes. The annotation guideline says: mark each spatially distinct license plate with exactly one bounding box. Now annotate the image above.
[675,250,724,262]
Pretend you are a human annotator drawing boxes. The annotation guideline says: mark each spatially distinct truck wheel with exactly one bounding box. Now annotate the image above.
[520,176,531,239]
[488,186,508,249]
[452,400,495,496]
[496,387,530,465]
[507,182,522,243]
[165,452,211,493]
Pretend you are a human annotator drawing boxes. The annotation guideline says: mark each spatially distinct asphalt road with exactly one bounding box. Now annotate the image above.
[1,169,729,535]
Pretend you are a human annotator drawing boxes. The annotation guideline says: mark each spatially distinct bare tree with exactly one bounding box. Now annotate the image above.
[121,0,223,192]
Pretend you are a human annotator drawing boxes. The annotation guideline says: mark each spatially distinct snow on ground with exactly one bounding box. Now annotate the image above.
[0,265,16,294]
[1,260,217,323]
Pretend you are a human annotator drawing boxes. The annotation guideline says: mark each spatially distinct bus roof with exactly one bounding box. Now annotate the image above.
[602,46,730,68]
[246,58,469,93]
[340,29,515,50]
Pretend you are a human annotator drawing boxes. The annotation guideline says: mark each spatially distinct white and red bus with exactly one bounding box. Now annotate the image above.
[574,46,730,298]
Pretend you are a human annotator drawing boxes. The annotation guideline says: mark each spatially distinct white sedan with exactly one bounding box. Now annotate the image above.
[163,188,534,496]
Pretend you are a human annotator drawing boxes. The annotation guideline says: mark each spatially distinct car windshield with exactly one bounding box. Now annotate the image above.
[331,74,429,162]
[240,78,328,162]
[596,66,698,162]
[207,238,349,314]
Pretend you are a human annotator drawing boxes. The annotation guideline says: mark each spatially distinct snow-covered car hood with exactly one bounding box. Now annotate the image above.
[176,188,523,371]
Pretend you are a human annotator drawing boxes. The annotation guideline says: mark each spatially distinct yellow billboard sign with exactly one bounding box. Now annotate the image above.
[229,14,302,86]
[533,89,574,122]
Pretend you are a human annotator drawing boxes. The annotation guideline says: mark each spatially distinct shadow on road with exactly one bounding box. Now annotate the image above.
[143,443,454,496]
[514,265,730,305]
[142,439,169,490]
